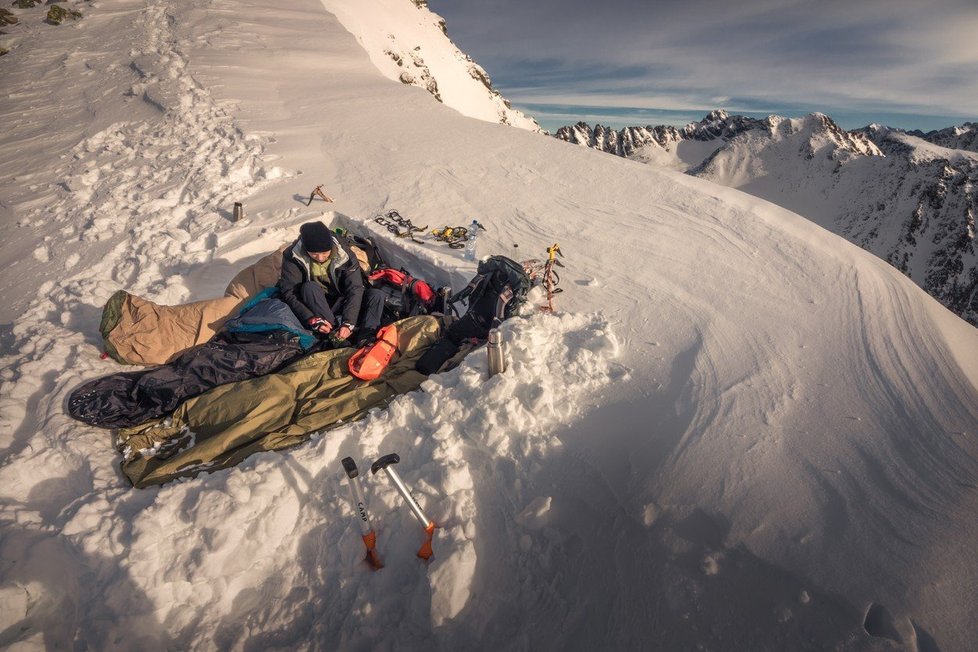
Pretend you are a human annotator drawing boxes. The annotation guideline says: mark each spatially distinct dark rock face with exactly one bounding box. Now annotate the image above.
[853,126,978,322]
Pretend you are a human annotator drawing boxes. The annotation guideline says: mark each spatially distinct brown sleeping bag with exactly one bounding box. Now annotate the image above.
[99,247,286,365]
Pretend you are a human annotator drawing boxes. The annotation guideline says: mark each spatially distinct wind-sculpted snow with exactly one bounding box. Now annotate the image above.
[1,1,977,651]
[0,5,294,644]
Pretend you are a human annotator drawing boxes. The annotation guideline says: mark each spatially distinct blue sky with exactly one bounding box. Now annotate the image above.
[426,0,978,133]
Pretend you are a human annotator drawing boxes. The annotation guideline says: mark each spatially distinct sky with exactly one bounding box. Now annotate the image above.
[426,0,978,133]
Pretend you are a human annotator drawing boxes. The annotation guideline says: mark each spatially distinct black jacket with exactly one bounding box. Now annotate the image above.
[277,240,365,327]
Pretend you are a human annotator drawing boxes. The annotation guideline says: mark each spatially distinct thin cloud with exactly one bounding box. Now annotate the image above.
[428,0,978,127]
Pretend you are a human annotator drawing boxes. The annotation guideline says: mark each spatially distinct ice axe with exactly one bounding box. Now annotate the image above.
[341,457,383,570]
[305,184,334,206]
[371,453,437,560]
[540,243,564,313]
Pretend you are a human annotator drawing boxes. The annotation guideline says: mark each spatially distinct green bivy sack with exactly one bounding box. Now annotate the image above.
[116,315,446,488]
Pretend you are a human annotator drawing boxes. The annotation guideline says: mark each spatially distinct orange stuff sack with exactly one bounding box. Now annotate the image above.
[348,323,400,380]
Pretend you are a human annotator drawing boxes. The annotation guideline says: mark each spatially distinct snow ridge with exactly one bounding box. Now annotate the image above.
[911,122,978,154]
[320,0,540,131]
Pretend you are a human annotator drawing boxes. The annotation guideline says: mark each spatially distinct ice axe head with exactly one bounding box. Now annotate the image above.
[370,453,401,475]
[341,456,359,479]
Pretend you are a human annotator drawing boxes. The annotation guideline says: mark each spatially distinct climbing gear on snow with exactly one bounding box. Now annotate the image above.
[341,457,384,570]
[432,220,486,250]
[374,210,426,244]
[431,226,468,249]
[371,453,437,560]
[348,323,399,380]
[521,245,565,312]
[305,185,334,206]
[541,243,564,312]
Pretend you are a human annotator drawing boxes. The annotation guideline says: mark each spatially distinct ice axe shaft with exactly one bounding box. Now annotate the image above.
[342,459,373,536]
[371,453,437,560]
[341,457,383,569]
[371,454,432,528]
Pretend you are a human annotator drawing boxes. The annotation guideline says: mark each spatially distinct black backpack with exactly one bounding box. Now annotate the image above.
[450,255,531,325]
[415,257,532,376]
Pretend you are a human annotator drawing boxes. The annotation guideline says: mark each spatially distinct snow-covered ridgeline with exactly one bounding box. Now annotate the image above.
[556,110,881,162]
[556,113,978,326]
[912,122,978,153]
[321,0,539,131]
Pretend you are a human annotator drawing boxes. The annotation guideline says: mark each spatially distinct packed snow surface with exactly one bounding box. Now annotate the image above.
[1,1,977,650]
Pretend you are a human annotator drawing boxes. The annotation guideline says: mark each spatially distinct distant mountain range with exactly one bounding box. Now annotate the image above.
[555,111,978,325]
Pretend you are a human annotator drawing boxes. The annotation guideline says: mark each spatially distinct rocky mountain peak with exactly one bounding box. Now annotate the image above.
[701,109,730,124]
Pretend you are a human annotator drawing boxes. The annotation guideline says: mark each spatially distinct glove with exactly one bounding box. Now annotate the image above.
[412,280,435,305]
[307,317,332,334]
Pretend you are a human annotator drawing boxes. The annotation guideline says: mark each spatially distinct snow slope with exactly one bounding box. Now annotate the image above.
[1,1,977,650]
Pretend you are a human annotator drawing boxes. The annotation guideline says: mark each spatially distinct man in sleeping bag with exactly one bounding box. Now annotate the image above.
[278,221,385,347]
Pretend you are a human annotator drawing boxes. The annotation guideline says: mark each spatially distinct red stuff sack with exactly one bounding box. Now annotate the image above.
[348,323,399,380]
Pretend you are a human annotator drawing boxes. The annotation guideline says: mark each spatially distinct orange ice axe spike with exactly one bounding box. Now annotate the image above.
[371,453,438,560]
[341,457,384,570]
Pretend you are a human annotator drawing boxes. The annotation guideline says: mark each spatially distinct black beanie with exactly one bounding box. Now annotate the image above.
[300,221,334,253]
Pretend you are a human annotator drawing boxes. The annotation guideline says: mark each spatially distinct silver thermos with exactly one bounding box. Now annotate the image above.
[232,202,244,221]
[487,328,506,377]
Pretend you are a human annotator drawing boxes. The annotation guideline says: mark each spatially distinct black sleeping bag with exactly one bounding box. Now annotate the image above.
[67,296,320,429]
[67,330,309,428]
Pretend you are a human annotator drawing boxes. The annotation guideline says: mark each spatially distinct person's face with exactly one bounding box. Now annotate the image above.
[308,250,330,263]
